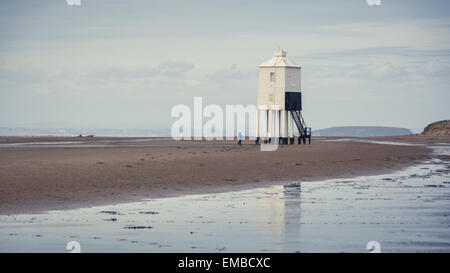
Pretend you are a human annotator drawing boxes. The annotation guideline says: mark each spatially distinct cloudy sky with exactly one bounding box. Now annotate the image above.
[0,0,449,132]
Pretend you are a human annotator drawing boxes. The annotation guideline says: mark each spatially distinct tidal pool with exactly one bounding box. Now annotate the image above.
[0,145,449,253]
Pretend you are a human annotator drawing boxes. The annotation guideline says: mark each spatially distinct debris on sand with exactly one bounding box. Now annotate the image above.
[124,225,153,230]
[216,246,226,251]
[139,211,159,215]
[99,210,122,215]
[224,178,236,182]
[284,182,301,188]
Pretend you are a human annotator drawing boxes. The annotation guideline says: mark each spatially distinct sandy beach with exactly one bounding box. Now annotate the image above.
[1,136,445,215]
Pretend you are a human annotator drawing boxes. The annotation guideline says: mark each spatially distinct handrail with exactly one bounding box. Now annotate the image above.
[291,110,311,138]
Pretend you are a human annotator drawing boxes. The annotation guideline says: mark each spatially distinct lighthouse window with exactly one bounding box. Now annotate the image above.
[270,72,275,82]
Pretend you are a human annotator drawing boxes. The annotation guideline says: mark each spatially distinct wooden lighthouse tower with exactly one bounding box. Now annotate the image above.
[256,48,311,144]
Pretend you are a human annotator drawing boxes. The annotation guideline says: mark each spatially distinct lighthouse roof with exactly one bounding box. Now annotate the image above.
[259,49,300,68]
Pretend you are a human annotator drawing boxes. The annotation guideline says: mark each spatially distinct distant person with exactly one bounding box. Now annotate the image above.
[237,132,243,146]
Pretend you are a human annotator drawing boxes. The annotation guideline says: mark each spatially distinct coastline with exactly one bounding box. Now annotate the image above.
[0,136,444,215]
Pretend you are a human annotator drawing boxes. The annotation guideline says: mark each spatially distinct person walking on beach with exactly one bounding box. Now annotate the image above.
[237,132,243,146]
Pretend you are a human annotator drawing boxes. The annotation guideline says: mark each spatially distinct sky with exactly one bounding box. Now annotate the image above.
[0,0,449,132]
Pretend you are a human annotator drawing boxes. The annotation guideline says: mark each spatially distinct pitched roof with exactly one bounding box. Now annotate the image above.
[259,49,300,68]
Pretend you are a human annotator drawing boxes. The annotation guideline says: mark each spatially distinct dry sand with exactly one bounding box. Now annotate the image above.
[0,135,445,214]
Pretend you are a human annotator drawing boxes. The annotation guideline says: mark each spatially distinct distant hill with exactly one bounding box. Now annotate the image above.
[421,120,450,136]
[313,126,413,137]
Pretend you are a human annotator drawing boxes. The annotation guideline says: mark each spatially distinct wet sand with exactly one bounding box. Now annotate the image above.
[0,136,442,214]
[1,153,448,253]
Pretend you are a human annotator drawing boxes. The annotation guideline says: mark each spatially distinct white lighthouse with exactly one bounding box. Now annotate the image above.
[256,48,311,144]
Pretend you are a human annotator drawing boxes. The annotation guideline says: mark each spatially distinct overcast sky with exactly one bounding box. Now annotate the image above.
[0,0,449,132]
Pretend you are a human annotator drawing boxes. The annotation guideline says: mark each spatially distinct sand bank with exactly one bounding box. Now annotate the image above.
[0,136,440,214]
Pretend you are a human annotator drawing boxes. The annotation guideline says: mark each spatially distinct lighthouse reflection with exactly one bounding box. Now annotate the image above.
[256,182,302,251]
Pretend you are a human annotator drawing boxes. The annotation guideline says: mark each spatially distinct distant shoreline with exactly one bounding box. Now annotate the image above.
[1,135,448,215]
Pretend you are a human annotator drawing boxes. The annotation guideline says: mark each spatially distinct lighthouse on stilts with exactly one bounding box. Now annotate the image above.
[255,48,311,145]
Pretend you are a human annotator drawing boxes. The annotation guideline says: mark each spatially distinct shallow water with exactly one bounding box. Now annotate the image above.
[0,138,164,148]
[0,146,449,253]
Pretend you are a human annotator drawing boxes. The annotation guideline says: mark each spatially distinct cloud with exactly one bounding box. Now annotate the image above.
[84,61,195,80]
[157,61,195,77]
[1,1,450,130]
[371,63,406,79]
[0,65,47,84]
[423,59,450,76]
[206,64,254,84]
[297,47,450,60]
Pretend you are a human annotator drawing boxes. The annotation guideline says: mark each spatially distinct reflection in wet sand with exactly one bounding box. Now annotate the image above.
[0,146,449,253]
[255,183,302,252]
[282,183,302,252]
